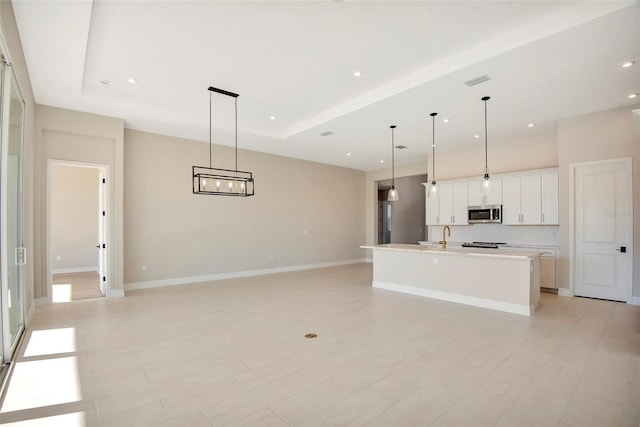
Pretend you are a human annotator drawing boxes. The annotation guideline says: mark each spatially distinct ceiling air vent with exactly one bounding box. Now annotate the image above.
[319,131,334,137]
[464,74,491,87]
[395,145,407,149]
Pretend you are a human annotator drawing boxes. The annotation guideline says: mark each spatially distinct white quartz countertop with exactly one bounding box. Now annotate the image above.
[361,244,542,259]
[417,241,559,249]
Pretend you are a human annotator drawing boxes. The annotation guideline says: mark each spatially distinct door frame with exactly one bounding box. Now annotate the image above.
[46,159,111,302]
[569,157,633,302]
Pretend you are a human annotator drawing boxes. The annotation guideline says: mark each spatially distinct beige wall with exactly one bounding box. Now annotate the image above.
[558,105,640,296]
[35,105,125,299]
[0,1,36,316]
[123,129,367,284]
[51,165,100,271]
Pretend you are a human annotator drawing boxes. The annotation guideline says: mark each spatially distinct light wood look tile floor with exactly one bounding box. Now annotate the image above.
[1,263,638,426]
[52,272,103,301]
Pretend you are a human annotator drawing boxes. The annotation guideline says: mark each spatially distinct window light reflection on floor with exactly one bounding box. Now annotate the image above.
[1,327,83,424]
[1,411,86,426]
[52,284,72,303]
[1,356,82,413]
[23,327,76,358]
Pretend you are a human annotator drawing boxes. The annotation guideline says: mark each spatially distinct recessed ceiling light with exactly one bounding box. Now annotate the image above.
[379,160,384,164]
[346,152,351,157]
[622,60,635,68]
[353,71,362,77]
[442,118,450,123]
[474,134,480,139]
[628,93,638,99]
[269,115,277,120]
[100,79,110,85]
[127,78,137,83]
[528,123,535,128]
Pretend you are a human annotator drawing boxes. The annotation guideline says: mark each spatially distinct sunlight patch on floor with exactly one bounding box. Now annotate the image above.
[23,327,76,358]
[1,357,81,413]
[51,284,72,303]
[1,412,86,426]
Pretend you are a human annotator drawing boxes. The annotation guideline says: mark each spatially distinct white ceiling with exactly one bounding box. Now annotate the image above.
[11,0,640,171]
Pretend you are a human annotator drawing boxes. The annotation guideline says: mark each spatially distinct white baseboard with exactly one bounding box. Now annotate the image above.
[52,267,98,274]
[373,280,533,317]
[35,297,50,307]
[26,300,35,324]
[125,258,369,291]
[628,296,640,306]
[108,289,125,298]
[557,288,574,297]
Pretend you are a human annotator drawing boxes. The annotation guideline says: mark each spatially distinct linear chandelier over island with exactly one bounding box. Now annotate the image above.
[192,86,255,197]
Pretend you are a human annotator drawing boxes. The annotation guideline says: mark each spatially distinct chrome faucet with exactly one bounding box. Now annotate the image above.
[439,225,451,249]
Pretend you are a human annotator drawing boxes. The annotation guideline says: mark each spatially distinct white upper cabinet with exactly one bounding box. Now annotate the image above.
[425,182,469,225]
[452,182,469,225]
[503,175,542,225]
[425,168,557,227]
[468,178,502,206]
[438,183,469,225]
[424,184,439,225]
[541,172,559,224]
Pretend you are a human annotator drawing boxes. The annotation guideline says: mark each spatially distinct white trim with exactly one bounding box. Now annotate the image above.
[569,157,633,302]
[365,257,373,263]
[108,289,125,298]
[47,160,112,301]
[557,288,574,297]
[52,266,98,274]
[35,297,50,307]
[26,301,35,323]
[373,280,534,316]
[628,296,640,306]
[125,259,368,291]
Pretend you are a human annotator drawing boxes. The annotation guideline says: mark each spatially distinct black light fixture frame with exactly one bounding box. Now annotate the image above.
[429,112,438,190]
[193,86,255,197]
[482,96,491,183]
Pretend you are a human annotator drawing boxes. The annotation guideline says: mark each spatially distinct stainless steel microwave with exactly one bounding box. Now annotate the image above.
[468,205,502,224]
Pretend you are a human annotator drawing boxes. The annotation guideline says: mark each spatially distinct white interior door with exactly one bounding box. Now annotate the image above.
[98,169,107,296]
[573,158,632,302]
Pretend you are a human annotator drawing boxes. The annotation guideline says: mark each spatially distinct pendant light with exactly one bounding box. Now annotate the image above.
[428,112,438,197]
[387,125,399,201]
[192,86,255,197]
[480,96,491,195]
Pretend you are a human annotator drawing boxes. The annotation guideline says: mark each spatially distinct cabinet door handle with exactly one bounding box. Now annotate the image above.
[451,216,454,224]
[542,213,545,223]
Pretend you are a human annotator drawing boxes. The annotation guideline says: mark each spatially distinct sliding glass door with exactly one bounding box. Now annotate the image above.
[0,59,26,365]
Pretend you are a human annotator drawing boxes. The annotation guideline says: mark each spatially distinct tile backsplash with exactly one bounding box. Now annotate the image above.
[427,223,559,246]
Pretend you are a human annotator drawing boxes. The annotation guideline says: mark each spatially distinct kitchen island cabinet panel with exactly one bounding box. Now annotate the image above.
[362,244,540,316]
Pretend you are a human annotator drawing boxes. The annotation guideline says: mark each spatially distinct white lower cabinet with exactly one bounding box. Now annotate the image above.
[500,246,557,289]
[540,254,556,289]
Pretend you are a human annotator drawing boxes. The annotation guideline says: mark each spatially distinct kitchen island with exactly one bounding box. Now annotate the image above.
[361,244,541,316]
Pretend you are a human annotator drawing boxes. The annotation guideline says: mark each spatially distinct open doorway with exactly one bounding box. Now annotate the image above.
[48,161,109,302]
[377,175,426,244]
